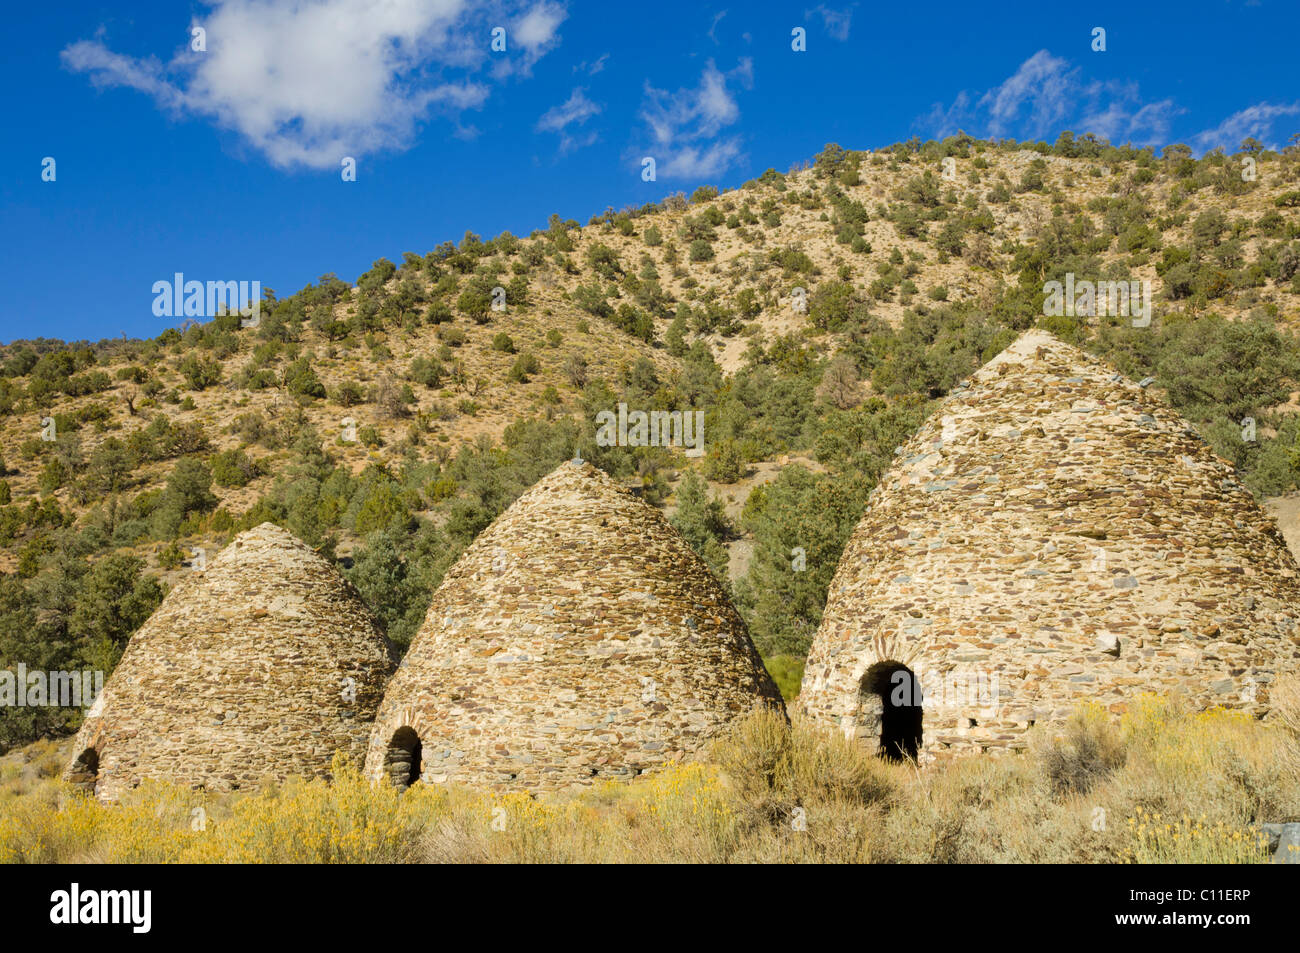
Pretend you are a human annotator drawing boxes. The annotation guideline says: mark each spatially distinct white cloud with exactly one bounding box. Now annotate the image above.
[513,1,565,50]
[920,49,1185,147]
[491,0,566,78]
[978,50,1075,137]
[806,4,854,42]
[536,87,601,153]
[919,90,972,139]
[637,59,752,179]
[536,88,600,132]
[60,0,565,170]
[1192,101,1300,153]
[640,59,752,147]
[660,140,744,179]
[59,42,189,111]
[1076,88,1182,146]
[707,11,727,45]
[573,53,608,75]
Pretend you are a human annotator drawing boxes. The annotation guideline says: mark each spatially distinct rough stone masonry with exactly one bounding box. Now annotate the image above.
[62,523,397,801]
[800,329,1300,759]
[364,460,783,791]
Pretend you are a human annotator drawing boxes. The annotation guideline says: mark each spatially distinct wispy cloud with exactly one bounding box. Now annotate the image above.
[637,58,752,179]
[536,87,601,153]
[653,141,744,180]
[919,49,1182,147]
[707,11,727,45]
[978,51,1075,136]
[1192,101,1300,152]
[806,4,855,42]
[1077,89,1183,146]
[573,52,608,76]
[492,0,566,79]
[60,0,566,170]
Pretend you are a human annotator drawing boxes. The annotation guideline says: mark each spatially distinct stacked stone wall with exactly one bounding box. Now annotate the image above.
[365,461,783,791]
[63,523,396,800]
[800,331,1300,758]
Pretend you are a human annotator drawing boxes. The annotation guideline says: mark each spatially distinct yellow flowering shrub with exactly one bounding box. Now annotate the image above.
[1,696,1295,864]
[1,757,445,864]
[1121,809,1272,864]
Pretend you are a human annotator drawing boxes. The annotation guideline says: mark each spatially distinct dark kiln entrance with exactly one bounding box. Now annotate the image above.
[68,747,99,795]
[859,662,923,762]
[384,727,422,791]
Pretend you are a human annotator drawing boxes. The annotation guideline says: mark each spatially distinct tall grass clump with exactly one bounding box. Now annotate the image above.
[1270,674,1300,779]
[1,694,1296,864]
[1032,702,1126,795]
[708,707,893,821]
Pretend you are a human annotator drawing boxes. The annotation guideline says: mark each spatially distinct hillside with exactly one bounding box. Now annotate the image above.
[3,133,1300,752]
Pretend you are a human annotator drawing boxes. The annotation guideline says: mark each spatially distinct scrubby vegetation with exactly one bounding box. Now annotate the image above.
[2,690,1295,863]
[3,133,1300,756]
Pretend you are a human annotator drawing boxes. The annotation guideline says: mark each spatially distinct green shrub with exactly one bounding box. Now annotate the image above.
[455,276,495,323]
[334,380,365,406]
[284,358,326,398]
[408,357,443,388]
[702,438,744,483]
[178,354,222,391]
[210,448,262,488]
[762,655,805,700]
[688,239,714,262]
[669,471,731,582]
[508,353,540,383]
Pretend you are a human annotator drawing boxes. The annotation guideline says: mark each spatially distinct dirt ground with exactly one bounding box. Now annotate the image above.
[1264,494,1300,563]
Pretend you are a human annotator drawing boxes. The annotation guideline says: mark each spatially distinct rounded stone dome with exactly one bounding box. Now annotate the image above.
[799,330,1300,759]
[63,523,397,800]
[364,460,783,791]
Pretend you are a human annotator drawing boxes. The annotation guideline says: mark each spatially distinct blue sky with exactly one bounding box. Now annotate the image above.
[2,0,1297,344]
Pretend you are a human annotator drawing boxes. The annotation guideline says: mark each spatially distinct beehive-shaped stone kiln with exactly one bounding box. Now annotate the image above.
[365,460,783,791]
[799,330,1300,759]
[63,523,397,800]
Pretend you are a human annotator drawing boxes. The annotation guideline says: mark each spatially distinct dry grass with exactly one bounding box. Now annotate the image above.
[2,694,1296,864]
[1271,674,1300,778]
[1031,702,1127,795]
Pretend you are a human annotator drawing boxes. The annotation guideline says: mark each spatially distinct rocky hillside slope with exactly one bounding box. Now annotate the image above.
[2,133,1299,747]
